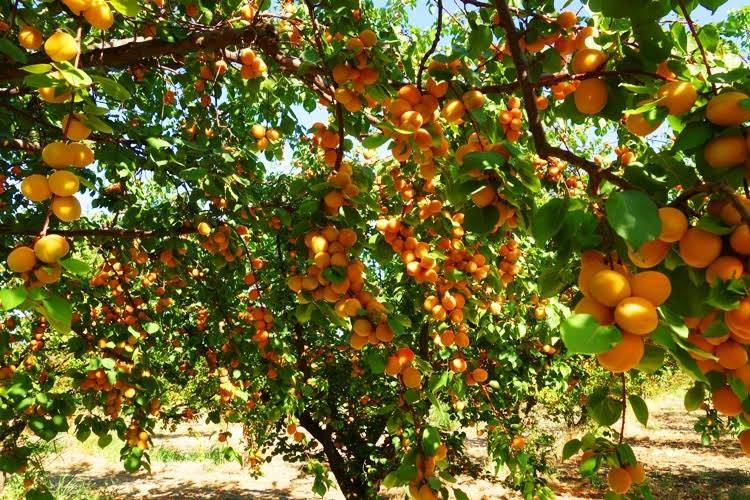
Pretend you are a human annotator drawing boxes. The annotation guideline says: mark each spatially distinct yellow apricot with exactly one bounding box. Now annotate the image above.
[39,85,73,103]
[42,142,74,168]
[441,99,465,123]
[471,185,496,208]
[462,90,486,110]
[51,196,82,222]
[607,466,633,494]
[597,334,644,373]
[704,135,748,168]
[706,256,744,284]
[678,228,722,268]
[589,270,631,307]
[574,78,608,115]
[574,297,614,325]
[61,114,92,141]
[706,91,750,126]
[556,11,577,29]
[19,25,43,50]
[625,463,646,484]
[630,271,671,306]
[44,31,79,62]
[34,234,70,264]
[575,26,598,50]
[627,239,669,268]
[34,264,62,284]
[68,143,94,168]
[48,170,80,196]
[62,0,93,13]
[614,297,658,335]
[84,0,114,30]
[657,207,688,242]
[656,81,697,115]
[7,246,37,273]
[625,112,661,136]
[571,48,606,73]
[20,174,52,202]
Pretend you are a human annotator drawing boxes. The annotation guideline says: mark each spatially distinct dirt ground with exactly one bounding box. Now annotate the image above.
[15,393,750,499]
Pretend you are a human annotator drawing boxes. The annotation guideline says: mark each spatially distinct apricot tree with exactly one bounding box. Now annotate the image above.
[1,0,750,498]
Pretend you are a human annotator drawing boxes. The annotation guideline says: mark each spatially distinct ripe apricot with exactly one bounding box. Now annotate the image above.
[462,90,485,110]
[44,31,79,62]
[61,114,92,141]
[450,357,467,373]
[730,225,750,255]
[657,207,688,242]
[574,297,614,325]
[712,386,742,416]
[706,256,744,284]
[704,135,748,168]
[34,234,70,263]
[740,429,750,455]
[471,185,496,208]
[575,26,598,50]
[34,264,62,284]
[573,78,608,115]
[556,11,577,29]
[42,142,73,168]
[571,49,606,73]
[84,0,114,30]
[679,228,722,268]
[52,196,82,222]
[48,170,80,196]
[614,297,658,335]
[7,246,37,273]
[20,174,51,202]
[625,463,646,484]
[589,270,631,307]
[715,340,748,370]
[597,333,644,373]
[656,81,697,115]
[630,271,671,306]
[441,99,465,123]
[627,239,669,268]
[62,0,92,13]
[19,25,43,50]
[625,111,661,137]
[68,143,94,168]
[706,91,750,126]
[607,466,632,494]
[472,367,488,382]
[359,29,377,47]
[401,366,421,389]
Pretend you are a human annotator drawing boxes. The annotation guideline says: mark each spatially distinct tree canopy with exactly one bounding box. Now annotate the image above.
[1,0,750,498]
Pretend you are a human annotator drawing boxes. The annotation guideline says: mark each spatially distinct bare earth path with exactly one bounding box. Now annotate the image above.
[16,394,750,499]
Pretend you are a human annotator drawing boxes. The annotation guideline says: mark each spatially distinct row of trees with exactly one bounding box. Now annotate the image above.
[1,0,749,498]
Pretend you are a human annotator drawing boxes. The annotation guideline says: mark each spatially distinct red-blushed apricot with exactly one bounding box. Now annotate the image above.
[712,386,742,416]
[678,228,722,268]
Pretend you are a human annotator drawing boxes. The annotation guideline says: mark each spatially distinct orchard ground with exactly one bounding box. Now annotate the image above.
[2,391,749,500]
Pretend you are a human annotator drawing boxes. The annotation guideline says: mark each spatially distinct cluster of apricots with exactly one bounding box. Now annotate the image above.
[574,248,670,372]
[376,218,440,284]
[79,368,139,418]
[250,124,281,151]
[625,80,698,136]
[238,49,268,79]
[532,155,579,190]
[384,347,422,389]
[331,29,380,112]
[325,162,361,210]
[389,168,417,201]
[124,421,150,450]
[6,234,71,287]
[386,84,450,171]
[498,96,524,142]
[197,222,246,263]
[497,238,522,285]
[404,448,449,500]
[614,145,636,166]
[604,461,647,495]
[241,306,274,351]
[310,122,342,167]
[416,197,443,220]
[286,422,305,443]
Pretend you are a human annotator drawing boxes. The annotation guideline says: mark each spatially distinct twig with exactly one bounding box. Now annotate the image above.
[676,0,717,94]
[619,373,626,445]
[416,0,444,90]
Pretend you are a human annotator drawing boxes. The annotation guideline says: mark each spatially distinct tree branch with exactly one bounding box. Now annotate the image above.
[676,0,717,94]
[0,225,197,239]
[416,0,443,90]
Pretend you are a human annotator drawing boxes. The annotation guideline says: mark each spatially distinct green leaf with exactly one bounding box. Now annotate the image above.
[463,204,499,234]
[560,314,622,354]
[180,167,208,180]
[362,134,389,149]
[60,258,90,276]
[453,488,470,500]
[635,345,664,373]
[97,433,113,448]
[605,191,661,249]
[22,64,53,74]
[40,295,72,333]
[532,198,568,246]
[684,383,705,411]
[322,266,347,284]
[146,137,171,149]
[468,25,492,57]
[0,286,27,310]
[91,75,131,100]
[673,122,713,151]
[83,114,113,134]
[0,39,28,63]
[110,0,142,16]
[562,439,581,460]
[587,388,622,426]
[628,395,649,426]
[422,426,440,456]
[123,454,141,473]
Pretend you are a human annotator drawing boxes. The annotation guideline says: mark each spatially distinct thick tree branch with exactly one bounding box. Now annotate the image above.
[491,0,636,192]
[0,137,41,151]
